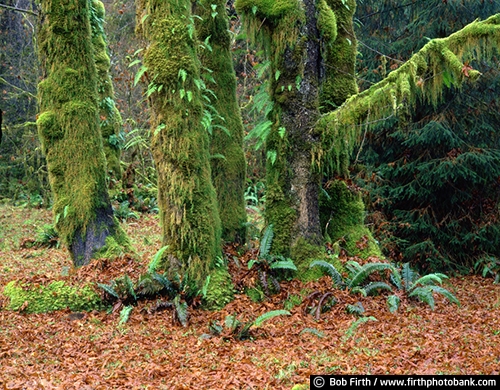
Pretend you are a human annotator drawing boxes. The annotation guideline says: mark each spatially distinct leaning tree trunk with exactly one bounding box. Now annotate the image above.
[194,0,248,244]
[36,0,128,266]
[136,0,222,288]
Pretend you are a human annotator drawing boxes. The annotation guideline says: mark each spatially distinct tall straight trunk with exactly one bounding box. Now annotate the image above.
[236,0,328,254]
[136,0,222,287]
[36,0,128,266]
[194,0,248,244]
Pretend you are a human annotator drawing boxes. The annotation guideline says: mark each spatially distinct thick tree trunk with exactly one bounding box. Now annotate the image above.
[36,0,128,266]
[194,0,248,244]
[137,0,222,287]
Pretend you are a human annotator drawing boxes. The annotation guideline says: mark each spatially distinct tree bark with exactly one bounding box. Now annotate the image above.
[36,0,127,266]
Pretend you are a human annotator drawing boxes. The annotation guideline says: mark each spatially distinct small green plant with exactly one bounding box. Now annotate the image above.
[474,255,500,284]
[113,201,139,222]
[342,316,377,342]
[208,309,291,340]
[309,259,460,314]
[33,224,59,248]
[247,224,297,296]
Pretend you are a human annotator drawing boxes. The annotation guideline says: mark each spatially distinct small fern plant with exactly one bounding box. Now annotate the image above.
[248,224,297,295]
[388,262,460,312]
[208,309,291,340]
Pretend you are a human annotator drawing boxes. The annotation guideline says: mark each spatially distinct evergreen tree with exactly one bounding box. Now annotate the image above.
[353,0,500,271]
[36,0,129,266]
[136,0,222,288]
[194,0,248,243]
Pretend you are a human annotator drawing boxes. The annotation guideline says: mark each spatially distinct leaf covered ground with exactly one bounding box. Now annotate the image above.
[0,205,499,389]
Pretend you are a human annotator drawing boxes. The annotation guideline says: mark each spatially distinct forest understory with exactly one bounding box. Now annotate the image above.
[0,205,499,389]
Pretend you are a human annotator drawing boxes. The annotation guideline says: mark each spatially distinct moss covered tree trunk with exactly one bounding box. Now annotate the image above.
[194,0,247,243]
[236,0,338,254]
[90,0,123,179]
[136,0,222,288]
[36,0,128,266]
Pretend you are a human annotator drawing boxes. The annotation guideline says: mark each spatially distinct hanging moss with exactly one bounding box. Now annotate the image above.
[36,0,129,266]
[194,0,247,243]
[137,0,222,289]
[90,0,123,179]
[316,13,500,176]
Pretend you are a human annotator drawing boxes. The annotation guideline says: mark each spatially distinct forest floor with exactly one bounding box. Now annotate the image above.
[0,204,499,389]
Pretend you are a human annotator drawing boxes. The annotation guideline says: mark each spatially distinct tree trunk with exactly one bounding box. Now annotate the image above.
[136,0,222,287]
[36,0,128,266]
[236,0,325,254]
[194,0,248,244]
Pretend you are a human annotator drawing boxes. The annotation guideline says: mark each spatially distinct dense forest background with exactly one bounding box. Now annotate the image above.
[1,0,500,276]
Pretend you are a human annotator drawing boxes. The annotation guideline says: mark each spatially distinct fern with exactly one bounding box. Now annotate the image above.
[97,282,120,300]
[386,294,401,313]
[348,262,395,288]
[309,259,343,287]
[401,262,417,290]
[343,316,377,341]
[119,305,133,325]
[259,224,274,258]
[254,309,290,327]
[409,286,435,310]
[299,328,325,338]
[270,259,297,271]
[412,273,448,287]
[173,295,189,327]
[346,302,365,316]
[148,245,169,273]
[427,285,460,307]
[362,281,393,296]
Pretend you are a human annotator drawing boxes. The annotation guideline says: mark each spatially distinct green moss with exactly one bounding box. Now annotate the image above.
[290,237,339,282]
[195,0,248,243]
[317,0,337,43]
[246,286,265,303]
[320,180,382,259]
[202,267,235,310]
[3,280,103,314]
[235,0,299,20]
[138,0,222,289]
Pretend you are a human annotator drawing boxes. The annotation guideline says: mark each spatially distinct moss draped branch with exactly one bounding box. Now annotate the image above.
[317,13,500,175]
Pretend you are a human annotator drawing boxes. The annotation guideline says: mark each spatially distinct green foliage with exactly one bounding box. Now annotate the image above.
[33,224,59,248]
[310,258,459,313]
[208,309,290,340]
[3,280,103,314]
[343,316,377,341]
[119,305,134,325]
[113,201,139,222]
[247,224,297,296]
[202,267,235,310]
[474,256,500,284]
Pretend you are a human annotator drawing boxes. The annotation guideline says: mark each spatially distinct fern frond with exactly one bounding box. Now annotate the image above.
[428,285,460,306]
[345,260,363,275]
[351,286,367,297]
[401,262,418,290]
[224,314,241,331]
[346,302,365,316]
[309,259,343,287]
[135,274,160,297]
[97,282,120,299]
[386,294,401,313]
[343,316,377,340]
[148,245,169,273]
[253,309,291,327]
[173,295,189,327]
[270,259,297,271]
[412,273,447,287]
[299,327,325,338]
[409,286,435,310]
[259,224,274,258]
[122,274,137,301]
[119,305,133,325]
[348,263,394,288]
[363,281,393,296]
[390,266,402,290]
[151,272,176,295]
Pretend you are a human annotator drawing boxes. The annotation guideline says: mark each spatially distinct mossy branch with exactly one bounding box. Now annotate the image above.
[316,13,500,175]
